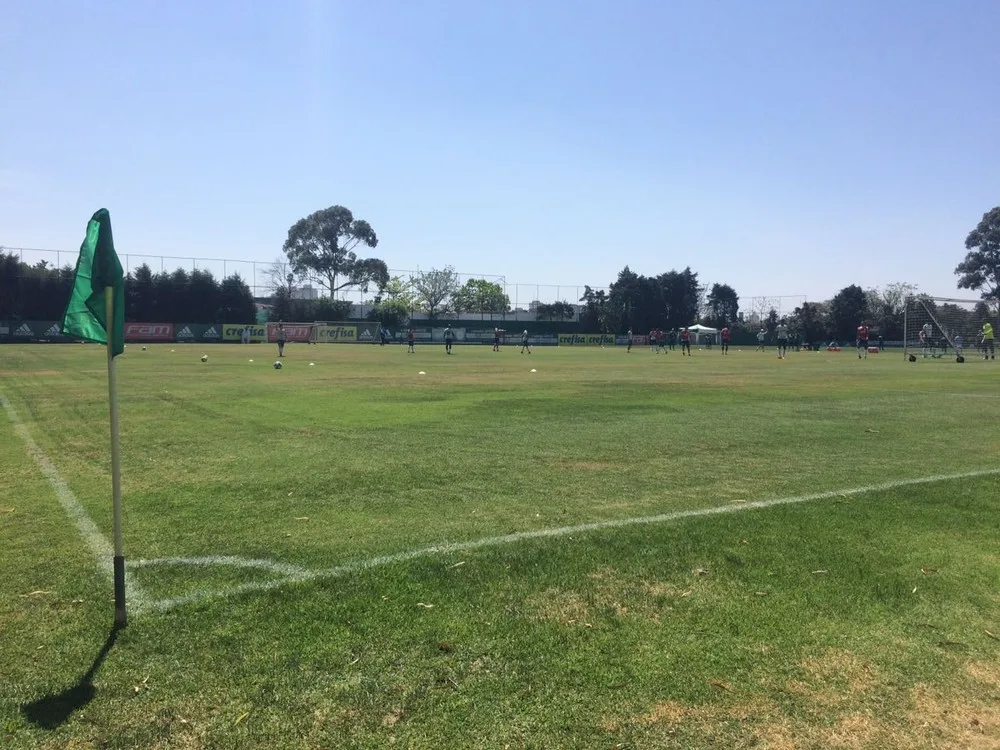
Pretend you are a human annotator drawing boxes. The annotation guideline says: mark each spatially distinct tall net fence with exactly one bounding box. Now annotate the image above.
[742,296,807,327]
[2,246,605,309]
[903,295,998,361]
[3,245,811,325]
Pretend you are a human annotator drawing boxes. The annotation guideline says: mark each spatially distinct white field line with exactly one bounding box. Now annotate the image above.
[144,467,1000,614]
[131,555,312,578]
[1,391,148,610]
[893,390,1000,400]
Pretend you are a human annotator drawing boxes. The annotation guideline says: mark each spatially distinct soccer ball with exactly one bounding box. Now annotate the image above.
[201,355,208,362]
[141,346,147,351]
[273,361,283,370]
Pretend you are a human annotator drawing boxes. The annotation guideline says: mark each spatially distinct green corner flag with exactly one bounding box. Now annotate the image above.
[61,208,129,627]
[61,208,125,356]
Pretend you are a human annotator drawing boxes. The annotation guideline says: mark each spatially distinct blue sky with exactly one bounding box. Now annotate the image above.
[2,0,998,305]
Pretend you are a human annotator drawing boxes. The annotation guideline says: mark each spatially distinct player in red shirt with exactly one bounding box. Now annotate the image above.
[856,322,870,359]
[679,327,691,356]
[720,326,731,355]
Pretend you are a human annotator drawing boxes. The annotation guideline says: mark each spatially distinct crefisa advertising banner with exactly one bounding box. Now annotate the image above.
[558,333,615,346]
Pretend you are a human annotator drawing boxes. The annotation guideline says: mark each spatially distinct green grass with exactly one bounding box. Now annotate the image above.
[1,342,999,748]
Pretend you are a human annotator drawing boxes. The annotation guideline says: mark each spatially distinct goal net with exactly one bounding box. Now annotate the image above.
[903,295,997,361]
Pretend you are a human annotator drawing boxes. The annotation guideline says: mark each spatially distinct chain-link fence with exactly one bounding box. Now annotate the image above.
[4,246,810,324]
[741,295,808,326]
[2,247,606,308]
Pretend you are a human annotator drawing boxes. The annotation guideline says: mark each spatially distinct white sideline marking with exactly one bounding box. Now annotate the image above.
[1,391,148,611]
[145,468,1000,613]
[132,555,312,578]
[895,390,1000,400]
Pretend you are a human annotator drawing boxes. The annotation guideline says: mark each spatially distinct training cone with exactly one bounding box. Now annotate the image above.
[530,368,537,372]
[418,371,426,375]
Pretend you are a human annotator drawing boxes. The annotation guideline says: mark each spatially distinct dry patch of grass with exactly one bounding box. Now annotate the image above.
[601,654,1000,748]
[799,647,879,693]
[909,682,999,749]
[526,568,712,625]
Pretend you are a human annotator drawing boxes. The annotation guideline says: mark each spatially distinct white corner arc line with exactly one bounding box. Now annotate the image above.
[1,391,147,610]
[146,467,1000,614]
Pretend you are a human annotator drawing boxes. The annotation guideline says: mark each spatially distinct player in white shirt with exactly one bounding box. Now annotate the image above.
[919,322,933,358]
[775,322,789,359]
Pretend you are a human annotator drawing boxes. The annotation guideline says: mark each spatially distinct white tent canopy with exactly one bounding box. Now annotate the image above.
[685,324,718,343]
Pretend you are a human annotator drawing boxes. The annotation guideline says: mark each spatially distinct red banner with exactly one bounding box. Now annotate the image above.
[267,322,311,343]
[124,322,174,342]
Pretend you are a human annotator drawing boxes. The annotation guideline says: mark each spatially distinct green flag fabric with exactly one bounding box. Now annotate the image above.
[61,209,126,357]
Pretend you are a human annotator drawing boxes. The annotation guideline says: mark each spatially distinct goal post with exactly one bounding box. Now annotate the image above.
[903,295,997,361]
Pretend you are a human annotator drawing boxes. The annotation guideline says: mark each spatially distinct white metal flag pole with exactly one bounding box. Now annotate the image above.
[105,286,127,628]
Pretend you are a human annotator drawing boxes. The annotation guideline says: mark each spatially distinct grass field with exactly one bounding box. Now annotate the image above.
[2,341,998,749]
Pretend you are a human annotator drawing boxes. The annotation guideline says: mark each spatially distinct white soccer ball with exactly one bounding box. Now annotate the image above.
[273,361,283,369]
[141,346,147,351]
[201,355,208,362]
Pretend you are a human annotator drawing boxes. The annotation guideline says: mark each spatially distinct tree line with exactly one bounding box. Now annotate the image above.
[5,202,997,330]
[1,253,256,323]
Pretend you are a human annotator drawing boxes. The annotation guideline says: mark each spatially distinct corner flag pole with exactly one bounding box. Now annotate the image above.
[105,286,127,628]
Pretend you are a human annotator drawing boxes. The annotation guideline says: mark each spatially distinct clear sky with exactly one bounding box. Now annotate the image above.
[2,0,998,305]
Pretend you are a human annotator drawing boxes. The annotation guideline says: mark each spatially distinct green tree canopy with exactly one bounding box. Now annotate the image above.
[282,205,388,297]
[535,301,576,321]
[705,283,740,328]
[956,206,1000,303]
[452,279,510,316]
[411,267,459,319]
[828,284,868,342]
[369,276,416,329]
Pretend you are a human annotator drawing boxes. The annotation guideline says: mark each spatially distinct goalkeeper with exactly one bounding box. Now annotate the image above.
[981,321,995,360]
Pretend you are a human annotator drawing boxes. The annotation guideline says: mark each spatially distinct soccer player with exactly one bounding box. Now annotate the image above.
[775,320,789,359]
[626,328,633,353]
[954,334,963,358]
[276,324,287,357]
[920,322,933,358]
[720,325,731,355]
[493,327,501,352]
[520,329,531,354]
[982,321,995,360]
[679,326,691,355]
[657,329,667,353]
[648,328,657,352]
[756,328,766,351]
[379,326,389,346]
[856,321,870,359]
[444,326,454,354]
[407,327,415,353]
